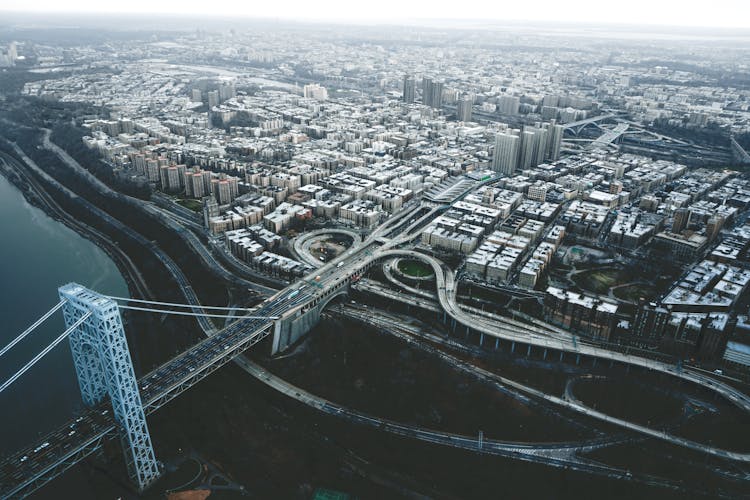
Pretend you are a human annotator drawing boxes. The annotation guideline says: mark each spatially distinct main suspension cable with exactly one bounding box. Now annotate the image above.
[116,304,280,320]
[0,300,66,359]
[0,312,91,394]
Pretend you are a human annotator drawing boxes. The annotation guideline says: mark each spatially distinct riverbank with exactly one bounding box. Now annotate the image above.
[0,150,150,301]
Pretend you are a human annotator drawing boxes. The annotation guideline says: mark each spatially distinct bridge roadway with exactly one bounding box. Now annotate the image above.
[3,176,750,494]
[591,123,629,149]
[0,201,426,497]
[562,114,617,132]
[0,286,307,497]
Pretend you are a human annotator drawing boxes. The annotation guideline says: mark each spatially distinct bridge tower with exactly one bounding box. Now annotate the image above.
[58,283,160,492]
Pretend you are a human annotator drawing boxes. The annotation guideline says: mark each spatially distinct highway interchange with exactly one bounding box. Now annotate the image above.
[2,135,750,496]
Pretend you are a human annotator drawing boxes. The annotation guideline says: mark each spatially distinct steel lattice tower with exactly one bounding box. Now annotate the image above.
[58,283,160,491]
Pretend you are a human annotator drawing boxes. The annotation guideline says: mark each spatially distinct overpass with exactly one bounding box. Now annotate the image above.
[563,114,617,136]
[5,223,750,497]
[3,190,750,497]
[0,198,427,498]
[731,135,750,164]
[590,123,629,149]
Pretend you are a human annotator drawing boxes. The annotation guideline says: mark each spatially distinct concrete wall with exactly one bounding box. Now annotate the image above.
[272,285,350,354]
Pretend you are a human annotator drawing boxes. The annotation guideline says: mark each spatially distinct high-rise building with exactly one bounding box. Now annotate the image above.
[421,77,444,109]
[212,179,233,205]
[218,81,236,102]
[498,95,520,115]
[191,89,202,103]
[167,166,181,191]
[207,90,220,109]
[303,83,328,100]
[543,94,560,107]
[672,208,691,234]
[203,196,219,228]
[421,76,433,104]
[188,173,205,198]
[492,131,520,175]
[145,159,160,182]
[402,75,416,104]
[457,95,473,122]
[541,106,559,120]
[533,126,549,166]
[547,124,564,161]
[519,129,537,170]
[431,80,444,109]
[159,165,170,189]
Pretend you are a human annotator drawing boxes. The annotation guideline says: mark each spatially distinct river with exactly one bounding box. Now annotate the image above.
[0,173,129,455]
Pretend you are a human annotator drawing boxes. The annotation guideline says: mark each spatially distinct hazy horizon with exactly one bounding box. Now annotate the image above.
[1,0,750,30]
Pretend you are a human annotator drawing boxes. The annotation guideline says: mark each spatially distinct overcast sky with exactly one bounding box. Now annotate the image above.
[2,0,750,29]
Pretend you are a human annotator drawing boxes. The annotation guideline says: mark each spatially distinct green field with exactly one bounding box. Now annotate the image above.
[572,267,628,295]
[613,283,658,303]
[397,259,434,278]
[176,198,203,212]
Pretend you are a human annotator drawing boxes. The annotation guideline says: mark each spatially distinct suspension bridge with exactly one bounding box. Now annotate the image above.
[0,284,284,498]
[3,211,750,497]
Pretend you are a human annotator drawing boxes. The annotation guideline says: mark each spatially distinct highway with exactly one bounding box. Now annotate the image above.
[0,195,424,497]
[40,130,278,296]
[4,132,750,495]
[291,227,363,268]
[228,355,687,488]
[562,114,617,132]
[351,249,750,463]
[0,283,312,497]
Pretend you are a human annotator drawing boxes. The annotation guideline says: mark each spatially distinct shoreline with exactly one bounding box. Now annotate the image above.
[0,149,151,301]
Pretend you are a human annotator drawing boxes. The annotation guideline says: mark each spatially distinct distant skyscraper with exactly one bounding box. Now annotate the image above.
[421,77,444,109]
[498,95,520,115]
[519,129,536,170]
[533,126,549,166]
[218,81,236,101]
[431,80,444,109]
[207,90,220,109]
[547,124,564,161]
[303,83,328,100]
[421,76,432,104]
[403,75,416,103]
[457,95,473,122]
[492,131,520,175]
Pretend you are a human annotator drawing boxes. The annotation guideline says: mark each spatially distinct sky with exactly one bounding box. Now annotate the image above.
[1,0,750,29]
